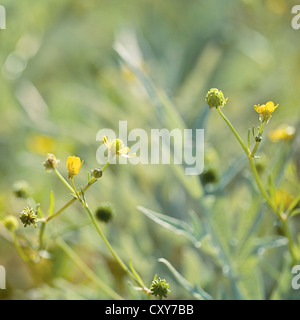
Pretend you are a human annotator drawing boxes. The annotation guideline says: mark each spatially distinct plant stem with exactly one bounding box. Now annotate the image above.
[46,198,77,222]
[217,107,298,263]
[101,160,110,172]
[46,160,110,222]
[39,222,46,250]
[55,238,124,300]
[12,231,31,262]
[281,218,298,265]
[250,122,265,158]
[217,107,249,155]
[44,159,149,294]
[248,156,277,213]
[83,204,137,284]
[53,168,76,196]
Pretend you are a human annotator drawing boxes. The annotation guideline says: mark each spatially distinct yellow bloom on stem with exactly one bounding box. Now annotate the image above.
[102,136,135,158]
[254,101,279,123]
[275,190,294,211]
[66,156,83,179]
[269,125,296,142]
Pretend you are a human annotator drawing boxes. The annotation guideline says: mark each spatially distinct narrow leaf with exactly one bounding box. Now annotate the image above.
[48,191,55,217]
[137,206,202,247]
[158,258,213,300]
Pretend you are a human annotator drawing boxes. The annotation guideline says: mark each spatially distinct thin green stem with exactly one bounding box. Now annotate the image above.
[287,194,300,214]
[101,160,110,173]
[46,198,77,222]
[12,231,31,262]
[282,218,298,265]
[55,238,124,300]
[71,178,80,200]
[250,122,265,158]
[39,222,46,250]
[83,205,136,283]
[46,161,110,223]
[217,107,298,264]
[43,159,149,294]
[217,107,249,155]
[53,168,76,196]
[248,157,277,213]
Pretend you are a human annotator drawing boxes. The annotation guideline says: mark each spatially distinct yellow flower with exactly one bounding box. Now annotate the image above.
[269,125,296,142]
[43,153,60,171]
[275,190,293,211]
[66,156,83,179]
[27,134,56,155]
[254,101,279,123]
[102,136,135,158]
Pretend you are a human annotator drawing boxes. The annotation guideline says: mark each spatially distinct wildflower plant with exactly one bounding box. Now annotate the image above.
[207,89,299,264]
[4,138,169,300]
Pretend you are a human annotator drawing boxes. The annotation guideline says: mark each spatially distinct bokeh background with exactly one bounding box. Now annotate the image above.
[1,0,300,299]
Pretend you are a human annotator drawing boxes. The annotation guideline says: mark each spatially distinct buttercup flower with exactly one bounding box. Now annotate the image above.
[95,202,115,223]
[2,215,19,232]
[275,190,294,211]
[66,156,83,179]
[20,207,38,228]
[150,275,170,300]
[269,125,295,142]
[102,136,135,158]
[13,180,32,199]
[205,88,228,109]
[254,101,279,123]
[43,153,60,171]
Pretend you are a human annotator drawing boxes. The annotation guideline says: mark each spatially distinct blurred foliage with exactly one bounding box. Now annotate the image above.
[1,0,300,300]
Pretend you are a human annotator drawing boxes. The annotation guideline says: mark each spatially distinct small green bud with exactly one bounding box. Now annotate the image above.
[95,203,115,223]
[150,275,170,300]
[2,215,19,232]
[92,168,103,179]
[20,207,38,228]
[43,153,60,171]
[200,168,218,185]
[13,180,32,199]
[255,135,262,142]
[205,88,228,109]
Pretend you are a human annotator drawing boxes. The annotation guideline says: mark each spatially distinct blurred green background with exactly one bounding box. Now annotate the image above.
[1,0,300,300]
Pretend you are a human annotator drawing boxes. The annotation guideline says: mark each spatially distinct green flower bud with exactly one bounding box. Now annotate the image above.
[92,168,103,179]
[150,275,170,300]
[43,153,60,171]
[200,168,218,185]
[2,215,19,232]
[95,203,115,223]
[20,207,38,228]
[205,88,228,109]
[13,180,32,199]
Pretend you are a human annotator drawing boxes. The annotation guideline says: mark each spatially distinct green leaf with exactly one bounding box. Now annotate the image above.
[158,258,213,300]
[137,206,202,247]
[290,208,300,217]
[129,259,146,289]
[267,175,276,206]
[252,236,288,255]
[48,191,55,217]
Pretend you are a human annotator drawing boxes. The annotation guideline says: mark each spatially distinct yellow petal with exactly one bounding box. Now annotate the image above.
[121,153,136,158]
[254,104,264,114]
[118,147,129,155]
[66,156,83,178]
